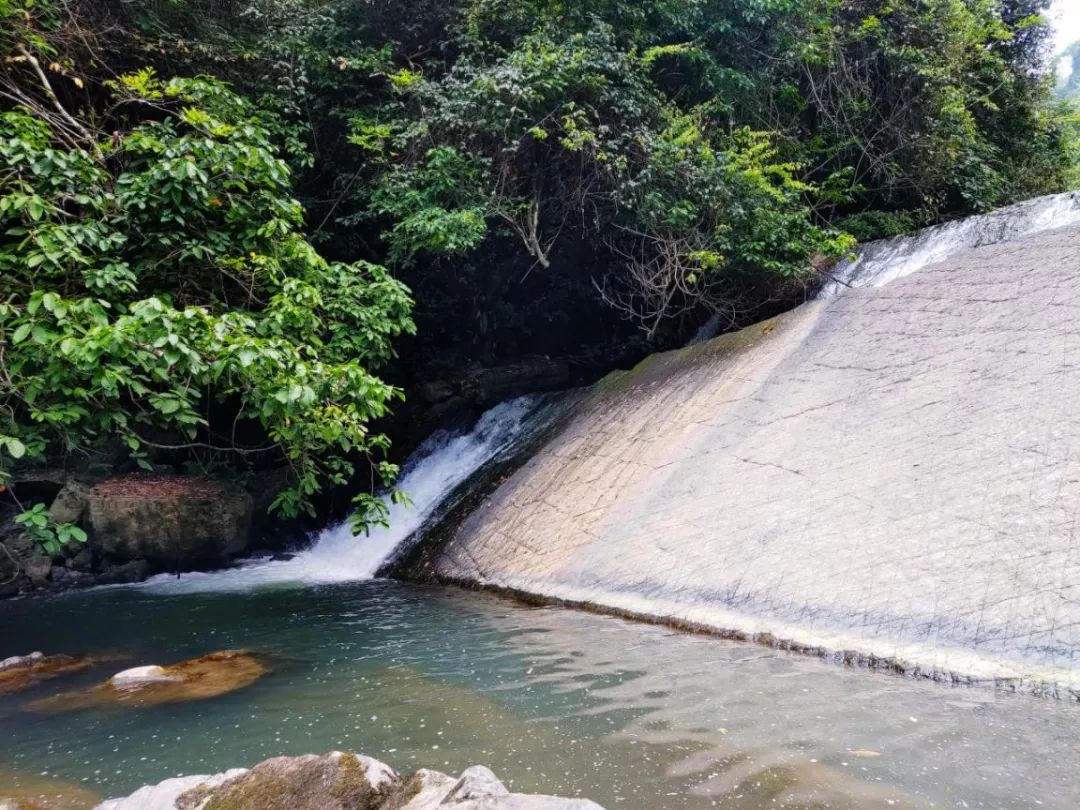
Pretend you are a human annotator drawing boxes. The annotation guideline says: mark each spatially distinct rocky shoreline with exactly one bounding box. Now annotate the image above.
[0,470,278,597]
[94,752,603,810]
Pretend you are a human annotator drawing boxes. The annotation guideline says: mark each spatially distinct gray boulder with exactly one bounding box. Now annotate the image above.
[95,753,604,810]
[399,764,601,809]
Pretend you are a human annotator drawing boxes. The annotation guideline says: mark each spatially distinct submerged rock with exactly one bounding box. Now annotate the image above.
[0,769,102,809]
[89,475,253,571]
[0,652,92,695]
[26,651,266,712]
[95,753,603,810]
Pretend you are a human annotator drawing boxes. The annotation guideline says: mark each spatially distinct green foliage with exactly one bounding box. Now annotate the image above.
[13,503,87,556]
[836,211,921,243]
[348,15,855,330]
[790,0,1070,221]
[368,146,490,264]
[41,0,1071,340]
[0,66,415,525]
[318,0,1072,329]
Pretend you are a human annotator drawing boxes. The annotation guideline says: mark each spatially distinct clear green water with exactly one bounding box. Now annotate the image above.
[1,581,1078,809]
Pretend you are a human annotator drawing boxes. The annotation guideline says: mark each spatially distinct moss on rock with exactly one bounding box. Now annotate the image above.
[176,753,393,810]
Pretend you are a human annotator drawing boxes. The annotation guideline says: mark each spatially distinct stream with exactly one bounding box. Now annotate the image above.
[2,581,1079,809]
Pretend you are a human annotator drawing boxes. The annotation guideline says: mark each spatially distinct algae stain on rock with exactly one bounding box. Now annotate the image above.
[0,653,94,696]
[26,651,267,713]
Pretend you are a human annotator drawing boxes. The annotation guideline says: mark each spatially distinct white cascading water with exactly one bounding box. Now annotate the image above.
[687,192,1080,344]
[687,311,727,346]
[821,190,1080,295]
[135,397,540,593]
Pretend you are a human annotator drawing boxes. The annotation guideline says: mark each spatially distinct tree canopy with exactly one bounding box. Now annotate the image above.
[160,0,1074,338]
[0,3,414,526]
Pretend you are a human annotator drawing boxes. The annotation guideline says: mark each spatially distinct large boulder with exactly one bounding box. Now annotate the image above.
[95,754,604,810]
[399,764,602,809]
[182,753,395,810]
[88,475,253,571]
[93,771,247,810]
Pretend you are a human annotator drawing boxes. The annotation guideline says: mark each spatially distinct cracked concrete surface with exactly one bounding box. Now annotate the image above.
[427,221,1080,697]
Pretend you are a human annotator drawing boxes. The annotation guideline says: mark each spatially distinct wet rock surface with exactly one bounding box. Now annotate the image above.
[396,358,572,453]
[95,753,603,810]
[416,221,1080,696]
[0,653,92,695]
[26,651,266,713]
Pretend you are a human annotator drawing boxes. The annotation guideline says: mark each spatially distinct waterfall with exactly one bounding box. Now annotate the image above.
[821,191,1080,295]
[134,397,542,593]
[688,191,1080,342]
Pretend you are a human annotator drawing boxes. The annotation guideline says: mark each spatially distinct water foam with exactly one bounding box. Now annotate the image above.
[687,192,1080,344]
[134,397,540,594]
[822,191,1080,295]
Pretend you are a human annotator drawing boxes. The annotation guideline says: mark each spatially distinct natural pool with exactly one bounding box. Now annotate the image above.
[1,580,1078,809]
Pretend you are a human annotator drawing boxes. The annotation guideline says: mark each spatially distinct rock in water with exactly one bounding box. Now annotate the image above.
[443,765,510,800]
[88,475,253,571]
[173,753,394,810]
[26,651,266,712]
[411,208,1080,697]
[109,665,181,686]
[94,753,603,810]
[0,652,92,695]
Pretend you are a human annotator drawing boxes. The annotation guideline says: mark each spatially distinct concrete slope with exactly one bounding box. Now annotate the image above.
[421,218,1080,698]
